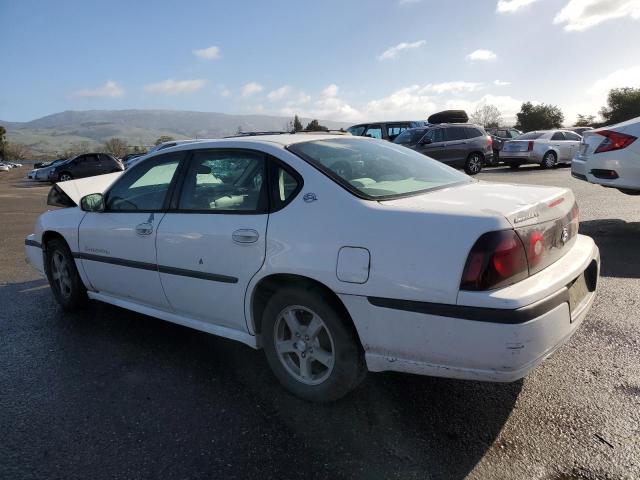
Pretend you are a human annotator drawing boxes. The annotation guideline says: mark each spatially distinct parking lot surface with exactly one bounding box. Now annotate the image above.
[1,165,638,480]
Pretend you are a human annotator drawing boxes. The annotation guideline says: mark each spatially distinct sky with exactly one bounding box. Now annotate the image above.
[1,0,639,125]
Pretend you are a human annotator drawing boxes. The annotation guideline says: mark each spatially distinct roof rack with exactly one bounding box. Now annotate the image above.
[224,131,291,138]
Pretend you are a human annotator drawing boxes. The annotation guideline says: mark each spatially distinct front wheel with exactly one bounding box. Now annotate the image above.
[262,287,365,402]
[45,238,87,310]
[464,153,483,175]
[58,172,73,182]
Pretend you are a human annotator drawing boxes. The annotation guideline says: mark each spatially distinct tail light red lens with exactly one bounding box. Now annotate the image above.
[594,130,637,153]
[527,141,534,151]
[487,136,493,147]
[460,230,528,291]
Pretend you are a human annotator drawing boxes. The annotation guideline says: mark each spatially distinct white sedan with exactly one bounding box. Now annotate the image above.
[571,116,640,195]
[25,134,600,401]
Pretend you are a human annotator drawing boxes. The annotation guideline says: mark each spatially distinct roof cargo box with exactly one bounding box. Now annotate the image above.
[428,110,469,124]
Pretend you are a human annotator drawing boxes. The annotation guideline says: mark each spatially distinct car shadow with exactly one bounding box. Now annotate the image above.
[0,279,522,480]
[482,164,543,173]
[579,219,640,279]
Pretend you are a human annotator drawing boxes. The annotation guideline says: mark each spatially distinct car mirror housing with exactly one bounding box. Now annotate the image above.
[80,193,105,212]
[420,138,432,145]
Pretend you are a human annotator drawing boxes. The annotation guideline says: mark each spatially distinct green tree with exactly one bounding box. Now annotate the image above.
[293,115,304,132]
[599,87,640,126]
[515,102,564,131]
[469,104,502,128]
[155,135,175,145]
[103,137,129,158]
[304,119,328,132]
[0,125,7,160]
[574,114,596,127]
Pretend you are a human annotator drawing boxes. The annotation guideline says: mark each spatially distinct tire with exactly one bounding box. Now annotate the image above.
[464,153,483,175]
[58,172,73,182]
[509,163,521,170]
[541,151,557,169]
[262,286,365,402]
[45,238,87,311]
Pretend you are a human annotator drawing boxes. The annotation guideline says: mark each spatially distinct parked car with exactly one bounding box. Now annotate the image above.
[347,121,428,141]
[571,116,639,195]
[500,130,583,169]
[46,153,124,182]
[486,127,523,163]
[34,157,67,169]
[570,127,594,136]
[0,163,9,172]
[27,157,71,181]
[393,124,493,174]
[25,133,599,401]
[126,140,204,169]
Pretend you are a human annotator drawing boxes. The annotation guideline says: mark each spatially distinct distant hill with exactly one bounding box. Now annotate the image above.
[1,109,352,155]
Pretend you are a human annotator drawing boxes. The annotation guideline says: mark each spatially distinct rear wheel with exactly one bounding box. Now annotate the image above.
[541,151,557,169]
[58,172,73,182]
[45,238,87,310]
[262,287,365,402]
[464,153,483,175]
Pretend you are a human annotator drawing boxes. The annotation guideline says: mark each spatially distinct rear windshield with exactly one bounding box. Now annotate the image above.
[516,132,544,140]
[393,129,427,145]
[287,138,469,199]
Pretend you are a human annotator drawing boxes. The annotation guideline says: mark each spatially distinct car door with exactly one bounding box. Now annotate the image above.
[563,131,582,160]
[78,150,186,309]
[550,131,570,161]
[155,149,271,332]
[442,126,469,167]
[418,127,447,160]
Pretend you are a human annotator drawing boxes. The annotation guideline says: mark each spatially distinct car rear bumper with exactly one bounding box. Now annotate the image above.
[573,154,640,192]
[340,235,599,382]
[500,151,541,164]
[25,235,45,276]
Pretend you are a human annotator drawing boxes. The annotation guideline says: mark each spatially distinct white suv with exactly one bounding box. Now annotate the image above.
[26,133,599,401]
[572,116,640,195]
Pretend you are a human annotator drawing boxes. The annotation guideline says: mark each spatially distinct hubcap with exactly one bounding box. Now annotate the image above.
[274,305,335,385]
[469,156,481,173]
[60,174,71,181]
[51,251,73,298]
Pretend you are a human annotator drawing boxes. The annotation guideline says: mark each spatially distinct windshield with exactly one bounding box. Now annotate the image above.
[288,138,469,199]
[393,129,427,145]
[516,132,544,140]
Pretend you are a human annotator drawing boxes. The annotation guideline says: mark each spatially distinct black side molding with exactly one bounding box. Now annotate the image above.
[73,252,238,284]
[25,239,42,248]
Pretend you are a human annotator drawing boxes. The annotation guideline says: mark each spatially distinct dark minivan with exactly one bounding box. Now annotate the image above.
[346,121,428,141]
[47,153,124,182]
[393,124,493,175]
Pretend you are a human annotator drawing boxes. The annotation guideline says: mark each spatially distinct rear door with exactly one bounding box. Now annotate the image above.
[155,149,271,332]
[563,131,582,160]
[550,131,571,161]
[442,126,469,166]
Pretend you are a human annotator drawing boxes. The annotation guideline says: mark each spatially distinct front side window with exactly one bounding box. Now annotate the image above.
[393,129,427,145]
[106,151,184,211]
[288,138,469,200]
[509,129,521,138]
[347,126,365,136]
[551,132,566,141]
[424,128,444,143]
[364,126,383,139]
[178,150,266,212]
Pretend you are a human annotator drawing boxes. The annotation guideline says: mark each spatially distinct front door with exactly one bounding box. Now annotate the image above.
[78,151,186,309]
[156,149,269,331]
[419,128,447,160]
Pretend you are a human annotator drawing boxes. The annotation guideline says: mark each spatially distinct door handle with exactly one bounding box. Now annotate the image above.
[232,229,259,244]
[135,222,153,236]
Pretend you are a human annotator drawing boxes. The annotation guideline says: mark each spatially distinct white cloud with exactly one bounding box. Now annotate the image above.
[220,88,231,97]
[553,0,640,31]
[321,84,339,98]
[494,79,511,86]
[144,79,207,95]
[193,45,220,60]
[365,85,437,119]
[467,49,497,61]
[70,80,124,98]
[496,0,541,13]
[421,81,483,94]
[267,85,291,101]
[587,65,640,95]
[378,40,426,60]
[241,82,264,97]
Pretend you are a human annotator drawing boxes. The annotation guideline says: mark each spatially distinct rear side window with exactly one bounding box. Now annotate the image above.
[386,124,409,138]
[270,160,302,211]
[445,127,468,141]
[465,127,484,138]
[364,125,383,139]
[551,132,565,141]
[564,131,582,141]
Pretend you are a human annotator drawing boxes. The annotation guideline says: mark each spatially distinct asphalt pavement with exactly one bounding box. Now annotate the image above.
[0,165,638,480]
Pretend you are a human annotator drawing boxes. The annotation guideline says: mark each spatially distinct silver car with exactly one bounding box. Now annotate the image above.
[501,130,582,169]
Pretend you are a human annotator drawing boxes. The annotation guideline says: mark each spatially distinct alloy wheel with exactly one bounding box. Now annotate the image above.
[273,305,335,385]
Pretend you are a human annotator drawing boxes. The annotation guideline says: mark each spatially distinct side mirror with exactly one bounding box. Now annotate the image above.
[80,193,105,212]
[420,138,432,145]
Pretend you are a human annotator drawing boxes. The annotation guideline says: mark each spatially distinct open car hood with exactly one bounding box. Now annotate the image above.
[55,172,123,205]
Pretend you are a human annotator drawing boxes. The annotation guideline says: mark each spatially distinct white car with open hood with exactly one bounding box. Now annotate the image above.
[25,133,600,401]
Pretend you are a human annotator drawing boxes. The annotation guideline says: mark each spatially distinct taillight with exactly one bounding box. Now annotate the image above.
[461,230,528,291]
[527,141,534,151]
[487,136,493,147]
[594,130,637,153]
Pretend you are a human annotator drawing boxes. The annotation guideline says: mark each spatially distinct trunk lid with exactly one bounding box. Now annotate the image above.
[55,171,123,205]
